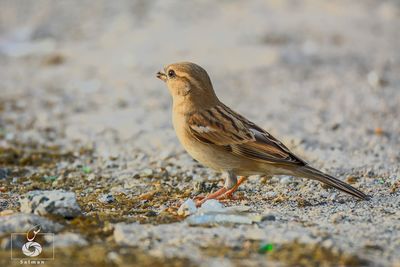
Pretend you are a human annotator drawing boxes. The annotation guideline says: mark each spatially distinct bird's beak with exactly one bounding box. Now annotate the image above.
[156,71,167,82]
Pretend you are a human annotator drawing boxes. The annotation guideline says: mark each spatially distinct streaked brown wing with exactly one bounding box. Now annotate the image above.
[187,104,306,166]
[187,105,253,145]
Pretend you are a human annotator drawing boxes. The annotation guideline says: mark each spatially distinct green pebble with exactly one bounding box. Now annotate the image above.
[259,243,274,253]
[82,166,92,174]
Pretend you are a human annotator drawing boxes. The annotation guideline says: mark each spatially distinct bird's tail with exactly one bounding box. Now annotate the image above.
[295,165,369,200]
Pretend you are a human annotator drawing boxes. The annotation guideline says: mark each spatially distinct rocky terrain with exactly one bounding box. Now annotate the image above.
[0,1,399,266]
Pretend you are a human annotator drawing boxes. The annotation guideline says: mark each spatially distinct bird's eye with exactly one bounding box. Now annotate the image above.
[168,69,176,78]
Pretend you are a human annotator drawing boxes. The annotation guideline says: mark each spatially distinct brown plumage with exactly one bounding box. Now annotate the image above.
[157,62,369,204]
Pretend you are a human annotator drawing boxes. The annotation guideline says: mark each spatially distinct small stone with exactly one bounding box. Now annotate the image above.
[0,169,8,179]
[331,123,340,131]
[280,176,293,184]
[67,173,76,179]
[106,161,119,168]
[374,127,384,136]
[160,150,174,160]
[0,210,14,216]
[113,223,145,247]
[346,176,359,184]
[46,232,88,248]
[0,214,63,249]
[329,193,338,201]
[98,194,115,204]
[186,213,253,225]
[158,204,168,212]
[198,199,224,213]
[87,173,96,181]
[83,187,94,194]
[141,169,153,177]
[367,71,387,88]
[42,53,65,65]
[0,213,63,236]
[322,239,334,249]
[177,199,197,216]
[367,169,375,177]
[225,205,251,212]
[262,214,276,221]
[0,38,56,58]
[145,211,158,217]
[0,199,9,209]
[107,251,123,265]
[331,212,345,224]
[20,190,82,218]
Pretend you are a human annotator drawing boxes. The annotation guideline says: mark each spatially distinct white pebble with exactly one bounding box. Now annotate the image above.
[198,199,225,213]
[177,199,197,216]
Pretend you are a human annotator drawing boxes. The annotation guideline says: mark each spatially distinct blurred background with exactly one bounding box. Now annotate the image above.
[0,1,399,266]
[1,0,399,157]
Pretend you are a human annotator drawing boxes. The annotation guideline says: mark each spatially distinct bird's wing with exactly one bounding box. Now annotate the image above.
[187,103,306,166]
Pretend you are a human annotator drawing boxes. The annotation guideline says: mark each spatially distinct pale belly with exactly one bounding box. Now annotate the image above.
[179,131,240,172]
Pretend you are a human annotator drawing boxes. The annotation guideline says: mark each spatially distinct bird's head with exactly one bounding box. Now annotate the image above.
[157,62,218,111]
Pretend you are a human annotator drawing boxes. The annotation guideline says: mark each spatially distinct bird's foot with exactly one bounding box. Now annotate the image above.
[216,176,247,200]
[194,187,227,207]
[194,177,248,206]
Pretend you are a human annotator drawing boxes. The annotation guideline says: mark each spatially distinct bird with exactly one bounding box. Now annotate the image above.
[156,62,369,206]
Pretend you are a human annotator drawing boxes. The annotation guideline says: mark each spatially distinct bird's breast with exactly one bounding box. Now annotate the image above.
[172,112,250,173]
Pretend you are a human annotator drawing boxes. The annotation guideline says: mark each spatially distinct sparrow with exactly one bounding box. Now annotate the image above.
[156,62,368,205]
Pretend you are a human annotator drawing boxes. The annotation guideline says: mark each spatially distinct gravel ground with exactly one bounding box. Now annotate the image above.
[0,1,399,266]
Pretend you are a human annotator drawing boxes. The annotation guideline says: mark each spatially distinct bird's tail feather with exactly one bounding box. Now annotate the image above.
[295,165,369,200]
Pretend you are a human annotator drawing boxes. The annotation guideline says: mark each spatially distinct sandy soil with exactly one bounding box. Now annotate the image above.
[0,1,399,266]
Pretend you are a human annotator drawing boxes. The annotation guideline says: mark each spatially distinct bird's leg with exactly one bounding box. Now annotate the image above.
[217,176,247,200]
[195,171,237,207]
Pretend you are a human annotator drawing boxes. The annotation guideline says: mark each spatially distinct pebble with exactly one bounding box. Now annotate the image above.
[198,199,225,213]
[186,213,254,225]
[0,169,8,179]
[0,213,63,236]
[262,214,276,221]
[177,199,197,216]
[184,199,261,225]
[141,169,153,177]
[86,173,96,181]
[0,210,14,216]
[280,176,293,184]
[330,212,346,224]
[328,193,338,201]
[45,232,88,248]
[20,190,82,218]
[321,238,334,249]
[98,193,115,204]
[367,71,385,88]
[107,251,123,265]
[0,38,56,58]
